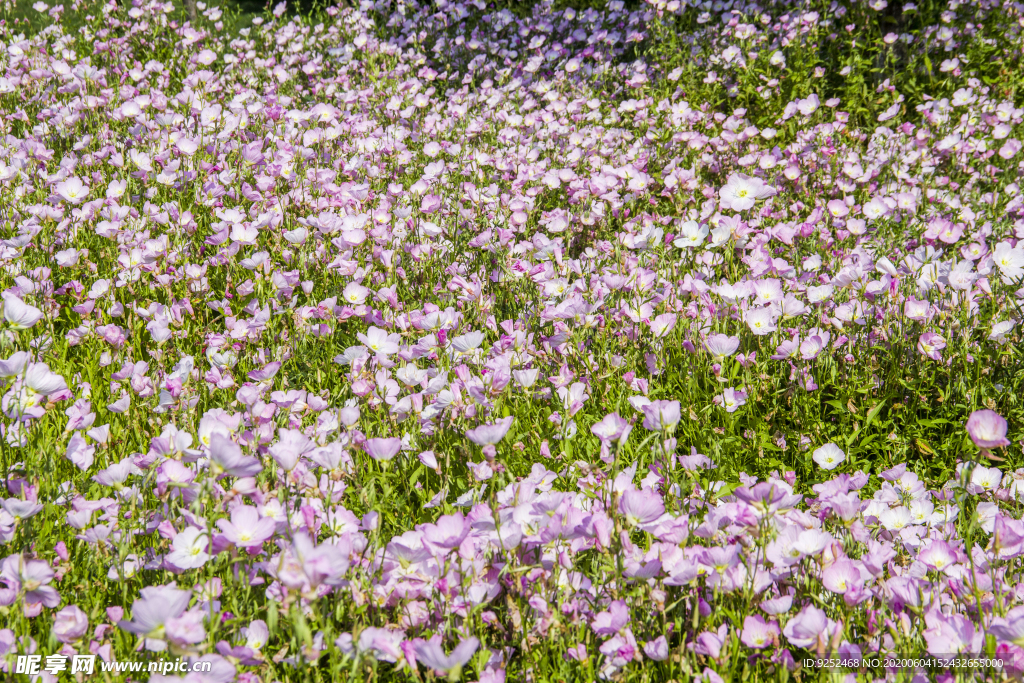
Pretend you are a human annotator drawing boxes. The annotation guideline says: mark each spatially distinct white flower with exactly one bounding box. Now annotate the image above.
[283,227,308,244]
[989,320,1015,344]
[166,527,210,570]
[342,283,368,305]
[971,466,1002,491]
[206,347,238,370]
[992,242,1024,283]
[812,442,846,470]
[3,294,42,330]
[24,363,67,396]
[880,506,913,530]
[450,331,485,355]
[862,198,889,221]
[744,307,777,336]
[719,173,775,211]
[673,221,709,249]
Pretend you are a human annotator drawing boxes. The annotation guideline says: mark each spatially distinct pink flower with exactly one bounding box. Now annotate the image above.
[591,412,631,444]
[465,416,514,446]
[267,533,351,594]
[1,498,40,521]
[966,409,1011,450]
[420,194,442,214]
[694,625,727,659]
[592,600,630,636]
[783,604,832,649]
[0,351,29,377]
[643,635,669,661]
[744,306,778,335]
[923,611,982,656]
[208,434,263,478]
[714,387,747,412]
[0,553,60,609]
[92,458,133,488]
[826,199,849,218]
[799,335,825,360]
[65,433,95,471]
[862,197,890,221]
[216,507,277,548]
[54,176,89,204]
[25,362,67,396]
[241,141,264,166]
[269,428,313,471]
[363,437,402,461]
[918,540,959,572]
[938,222,964,244]
[165,611,207,653]
[760,594,793,614]
[119,585,193,651]
[821,559,863,594]
[591,412,632,461]
[1000,139,1022,160]
[989,614,1024,646]
[53,605,89,642]
[411,636,479,674]
[740,615,779,649]
[641,400,680,431]
[248,361,282,381]
[357,326,400,357]
[796,94,820,115]
[704,334,740,361]
[422,513,468,550]
[599,628,639,668]
[618,488,665,527]
[916,332,946,360]
[648,312,677,338]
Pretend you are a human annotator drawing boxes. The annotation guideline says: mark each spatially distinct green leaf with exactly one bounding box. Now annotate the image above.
[408,464,424,489]
[864,399,887,430]
[716,481,740,497]
[268,602,279,634]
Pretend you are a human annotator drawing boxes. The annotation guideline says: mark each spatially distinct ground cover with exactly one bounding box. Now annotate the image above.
[0,0,1024,680]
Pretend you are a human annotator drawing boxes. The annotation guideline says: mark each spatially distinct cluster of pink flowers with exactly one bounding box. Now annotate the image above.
[0,0,1020,680]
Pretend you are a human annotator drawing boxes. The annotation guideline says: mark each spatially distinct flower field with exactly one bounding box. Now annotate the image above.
[1,0,1024,679]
